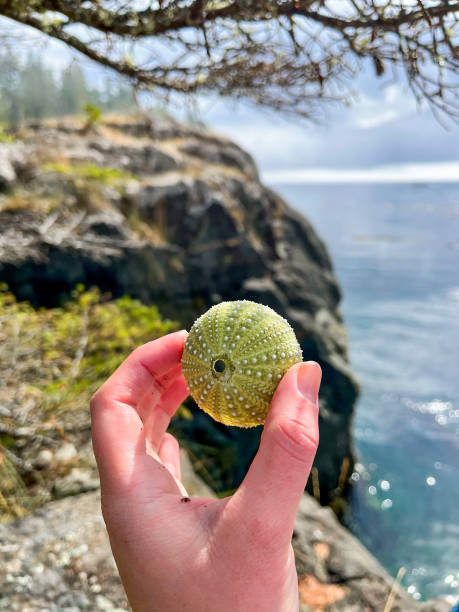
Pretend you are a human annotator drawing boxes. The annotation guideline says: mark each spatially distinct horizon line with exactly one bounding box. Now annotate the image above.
[262,160,459,185]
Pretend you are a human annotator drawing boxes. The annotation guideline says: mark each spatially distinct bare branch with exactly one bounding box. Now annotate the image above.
[0,1,457,120]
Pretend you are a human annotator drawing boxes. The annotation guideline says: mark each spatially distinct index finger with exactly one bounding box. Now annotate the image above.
[93,330,188,411]
[91,330,188,493]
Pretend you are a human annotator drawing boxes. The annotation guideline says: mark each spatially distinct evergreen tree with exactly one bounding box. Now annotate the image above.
[59,64,87,115]
[0,48,135,125]
[21,56,58,120]
[0,51,22,124]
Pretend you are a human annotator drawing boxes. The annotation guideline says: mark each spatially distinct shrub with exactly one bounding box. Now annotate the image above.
[0,285,179,520]
[83,103,102,129]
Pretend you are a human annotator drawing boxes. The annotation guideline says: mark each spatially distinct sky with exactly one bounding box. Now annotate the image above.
[1,15,458,184]
[194,74,459,183]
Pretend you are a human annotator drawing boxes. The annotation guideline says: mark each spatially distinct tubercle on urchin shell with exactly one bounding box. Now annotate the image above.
[181,300,302,428]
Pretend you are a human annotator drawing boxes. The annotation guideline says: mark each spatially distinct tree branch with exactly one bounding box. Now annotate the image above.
[0,1,457,121]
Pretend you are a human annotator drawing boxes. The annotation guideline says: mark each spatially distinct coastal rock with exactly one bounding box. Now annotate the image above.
[0,143,26,191]
[54,442,78,464]
[53,467,100,498]
[90,141,179,175]
[34,449,53,469]
[0,467,449,611]
[179,140,259,178]
[0,115,358,503]
[295,495,450,611]
[80,210,133,239]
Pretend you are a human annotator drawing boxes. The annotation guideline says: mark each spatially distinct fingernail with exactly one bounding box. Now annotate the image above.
[297,362,321,402]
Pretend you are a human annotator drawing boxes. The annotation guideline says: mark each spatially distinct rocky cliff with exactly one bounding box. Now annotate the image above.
[0,114,358,504]
[0,452,448,612]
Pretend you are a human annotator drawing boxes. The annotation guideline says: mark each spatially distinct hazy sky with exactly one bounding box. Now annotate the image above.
[195,71,459,182]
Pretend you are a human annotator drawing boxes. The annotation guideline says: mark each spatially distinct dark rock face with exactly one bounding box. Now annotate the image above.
[0,116,358,503]
[0,480,448,611]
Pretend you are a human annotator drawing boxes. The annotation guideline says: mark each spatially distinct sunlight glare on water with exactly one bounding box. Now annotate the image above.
[273,182,459,602]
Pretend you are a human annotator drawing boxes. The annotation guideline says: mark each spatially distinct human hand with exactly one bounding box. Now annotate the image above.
[91,331,321,612]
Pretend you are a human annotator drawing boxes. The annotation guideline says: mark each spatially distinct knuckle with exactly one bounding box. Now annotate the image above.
[131,345,152,369]
[89,390,102,418]
[169,433,179,449]
[271,419,318,463]
[130,344,145,359]
[90,383,108,414]
[162,432,179,450]
[89,385,112,422]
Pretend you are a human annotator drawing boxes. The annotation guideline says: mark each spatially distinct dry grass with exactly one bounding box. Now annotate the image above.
[98,124,151,147]
[126,213,168,246]
[0,448,31,521]
[0,190,59,214]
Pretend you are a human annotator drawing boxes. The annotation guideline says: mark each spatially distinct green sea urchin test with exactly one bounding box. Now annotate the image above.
[182,300,302,427]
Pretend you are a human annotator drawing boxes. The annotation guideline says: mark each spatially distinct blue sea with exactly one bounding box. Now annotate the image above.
[274,182,459,603]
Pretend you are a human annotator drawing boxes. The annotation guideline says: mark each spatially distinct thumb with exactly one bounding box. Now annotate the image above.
[230,362,321,545]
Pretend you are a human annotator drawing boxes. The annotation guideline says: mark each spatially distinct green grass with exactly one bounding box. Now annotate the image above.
[43,161,136,184]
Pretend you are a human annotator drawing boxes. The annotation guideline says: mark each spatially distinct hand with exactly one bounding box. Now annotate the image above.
[91,331,321,612]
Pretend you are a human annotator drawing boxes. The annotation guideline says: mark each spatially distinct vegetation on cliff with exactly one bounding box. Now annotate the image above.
[0,285,178,520]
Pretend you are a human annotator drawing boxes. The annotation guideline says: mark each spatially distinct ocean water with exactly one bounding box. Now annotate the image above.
[273,182,459,602]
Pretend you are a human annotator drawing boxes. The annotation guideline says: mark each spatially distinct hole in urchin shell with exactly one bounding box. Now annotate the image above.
[213,359,226,374]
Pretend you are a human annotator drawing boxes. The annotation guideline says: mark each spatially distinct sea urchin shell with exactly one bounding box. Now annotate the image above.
[181,300,302,427]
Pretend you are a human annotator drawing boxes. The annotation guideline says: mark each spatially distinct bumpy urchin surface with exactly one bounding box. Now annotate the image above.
[182,300,302,427]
